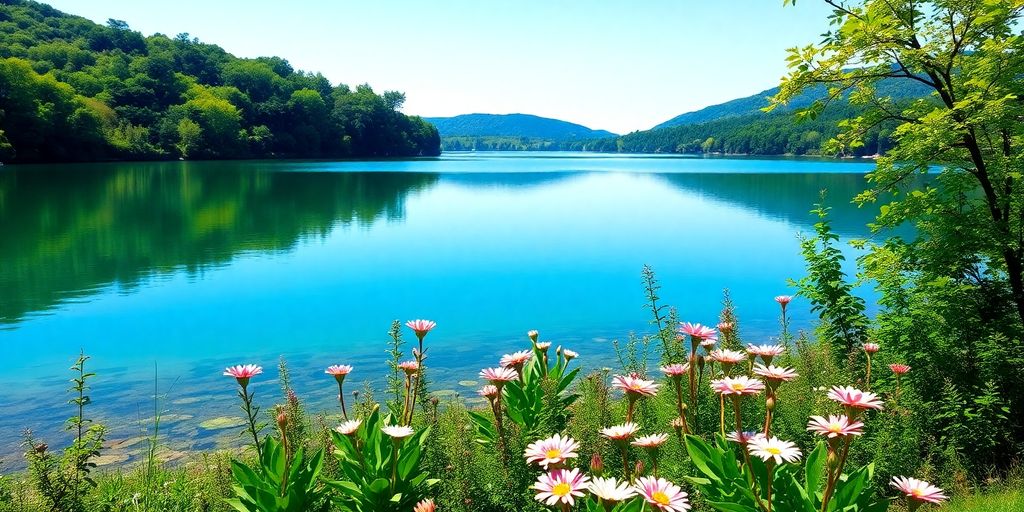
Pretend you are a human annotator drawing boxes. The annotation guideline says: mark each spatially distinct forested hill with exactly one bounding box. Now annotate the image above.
[562,77,933,156]
[653,78,931,130]
[425,113,616,152]
[0,1,440,163]
[426,113,616,139]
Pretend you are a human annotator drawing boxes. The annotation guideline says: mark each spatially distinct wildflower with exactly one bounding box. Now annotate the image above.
[753,364,798,384]
[748,436,802,464]
[533,468,589,507]
[405,319,436,340]
[774,295,793,310]
[600,422,640,441]
[479,367,519,385]
[700,339,717,349]
[631,433,669,448]
[536,341,552,351]
[747,344,785,364]
[398,360,420,375]
[413,499,436,512]
[588,476,636,504]
[381,425,415,439]
[660,364,689,378]
[711,376,765,396]
[477,385,499,398]
[563,349,578,361]
[827,386,885,411]
[708,349,746,364]
[889,363,911,375]
[524,434,580,469]
[335,419,362,436]
[806,415,864,438]
[679,322,717,341]
[891,476,948,505]
[325,364,353,384]
[635,476,691,512]
[612,374,660,397]
[717,321,734,334]
[863,343,880,354]
[528,329,539,342]
[499,350,532,368]
[726,431,764,444]
[223,364,262,388]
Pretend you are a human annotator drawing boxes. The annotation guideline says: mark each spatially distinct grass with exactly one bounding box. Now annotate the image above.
[944,487,1024,512]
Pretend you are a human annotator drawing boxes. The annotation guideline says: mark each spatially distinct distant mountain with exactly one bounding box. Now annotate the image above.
[654,77,932,130]
[425,114,617,140]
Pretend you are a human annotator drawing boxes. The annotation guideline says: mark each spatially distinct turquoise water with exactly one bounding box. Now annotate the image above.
[0,152,881,464]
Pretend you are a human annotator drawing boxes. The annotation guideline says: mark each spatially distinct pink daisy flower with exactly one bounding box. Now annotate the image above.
[806,415,864,438]
[536,341,552,351]
[477,385,499,398]
[889,363,911,375]
[711,376,765,396]
[398,360,420,375]
[325,365,353,383]
[863,343,880,354]
[679,322,717,341]
[600,422,640,441]
[405,319,436,340]
[717,321,734,334]
[499,350,533,368]
[533,468,590,507]
[891,476,948,505]
[753,364,799,383]
[660,363,689,378]
[480,367,519,385]
[708,349,746,364]
[223,364,262,387]
[524,434,579,469]
[562,349,578,361]
[527,329,539,342]
[635,476,691,512]
[774,295,793,308]
[631,433,670,448]
[700,339,718,349]
[413,499,435,512]
[612,374,660,397]
[746,343,785,360]
[748,436,802,464]
[827,386,885,411]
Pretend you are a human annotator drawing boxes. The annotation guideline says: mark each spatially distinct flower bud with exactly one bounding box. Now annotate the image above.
[528,329,539,342]
[590,453,604,476]
[276,410,288,430]
[634,460,645,477]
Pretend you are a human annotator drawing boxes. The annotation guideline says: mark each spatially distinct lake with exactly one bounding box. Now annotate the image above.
[0,152,881,465]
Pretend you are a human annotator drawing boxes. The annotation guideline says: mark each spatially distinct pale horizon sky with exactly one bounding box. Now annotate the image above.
[41,1,835,134]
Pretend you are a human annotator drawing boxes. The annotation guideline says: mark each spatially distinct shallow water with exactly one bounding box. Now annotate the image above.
[0,152,882,466]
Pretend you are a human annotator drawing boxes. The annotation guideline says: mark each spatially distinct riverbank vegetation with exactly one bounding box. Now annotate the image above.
[0,1,440,163]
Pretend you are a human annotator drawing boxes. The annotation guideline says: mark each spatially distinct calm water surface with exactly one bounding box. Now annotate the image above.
[0,152,882,465]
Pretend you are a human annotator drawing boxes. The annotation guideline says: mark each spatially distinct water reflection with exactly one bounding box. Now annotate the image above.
[0,162,438,324]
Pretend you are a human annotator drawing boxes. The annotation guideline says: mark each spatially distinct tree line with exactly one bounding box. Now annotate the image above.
[0,1,440,163]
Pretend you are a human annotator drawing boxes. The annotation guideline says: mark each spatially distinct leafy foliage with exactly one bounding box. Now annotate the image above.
[227,437,327,512]
[0,1,440,162]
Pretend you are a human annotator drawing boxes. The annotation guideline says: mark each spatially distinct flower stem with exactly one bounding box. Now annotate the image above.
[865,354,872,391]
[674,379,690,435]
[766,463,774,512]
[820,436,852,512]
[619,442,631,482]
[239,386,263,460]
[337,380,348,420]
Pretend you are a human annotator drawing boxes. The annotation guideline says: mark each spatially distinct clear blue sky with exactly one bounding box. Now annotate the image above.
[43,0,834,134]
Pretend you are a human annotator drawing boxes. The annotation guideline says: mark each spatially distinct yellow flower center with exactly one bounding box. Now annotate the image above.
[552,482,571,497]
[766,447,782,455]
[731,382,746,391]
[911,489,924,498]
[546,449,562,459]
[828,423,842,433]
[652,491,671,505]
